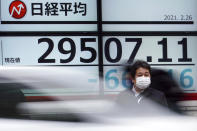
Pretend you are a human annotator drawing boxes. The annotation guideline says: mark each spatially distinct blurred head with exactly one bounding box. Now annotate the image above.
[127,60,151,90]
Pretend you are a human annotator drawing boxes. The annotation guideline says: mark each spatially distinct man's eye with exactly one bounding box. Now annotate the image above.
[146,74,150,76]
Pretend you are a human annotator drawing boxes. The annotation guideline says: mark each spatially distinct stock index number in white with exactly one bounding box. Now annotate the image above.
[103,36,195,64]
[38,37,97,64]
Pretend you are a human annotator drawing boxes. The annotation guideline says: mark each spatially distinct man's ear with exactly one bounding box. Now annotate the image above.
[131,77,135,83]
[127,74,134,83]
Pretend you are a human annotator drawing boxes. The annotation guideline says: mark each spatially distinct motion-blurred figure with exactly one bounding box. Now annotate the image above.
[150,68,184,114]
[0,77,26,118]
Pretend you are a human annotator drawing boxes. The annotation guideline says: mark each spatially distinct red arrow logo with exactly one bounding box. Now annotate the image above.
[9,0,27,19]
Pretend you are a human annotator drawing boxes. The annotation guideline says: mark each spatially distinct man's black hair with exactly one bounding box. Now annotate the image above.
[126,60,151,78]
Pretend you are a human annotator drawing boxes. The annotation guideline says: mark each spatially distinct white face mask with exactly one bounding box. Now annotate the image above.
[136,76,151,89]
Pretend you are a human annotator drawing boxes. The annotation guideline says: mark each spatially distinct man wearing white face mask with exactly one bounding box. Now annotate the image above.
[117,60,168,107]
